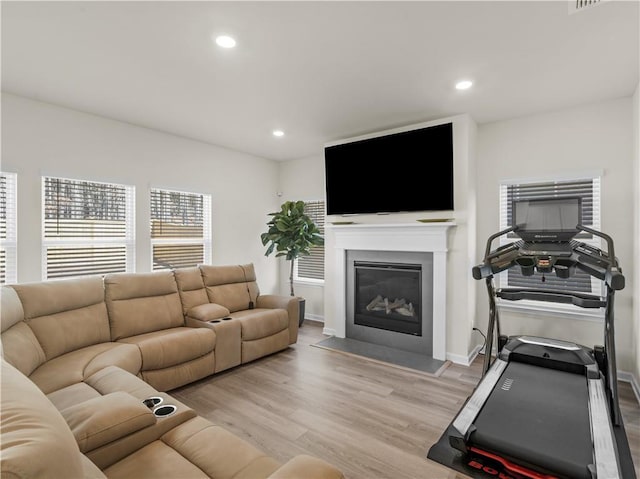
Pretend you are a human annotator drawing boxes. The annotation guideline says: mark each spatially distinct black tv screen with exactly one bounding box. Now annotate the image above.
[324,122,454,215]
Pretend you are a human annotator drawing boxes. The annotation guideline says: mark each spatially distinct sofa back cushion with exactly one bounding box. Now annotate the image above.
[11,276,110,362]
[173,267,209,314]
[105,271,184,340]
[200,264,260,313]
[1,287,46,376]
[1,359,90,479]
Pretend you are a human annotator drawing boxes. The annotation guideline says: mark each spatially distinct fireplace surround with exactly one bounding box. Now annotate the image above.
[327,222,455,361]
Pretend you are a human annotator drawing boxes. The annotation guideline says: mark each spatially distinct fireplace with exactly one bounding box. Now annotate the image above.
[354,261,421,336]
[328,222,455,361]
[346,249,433,355]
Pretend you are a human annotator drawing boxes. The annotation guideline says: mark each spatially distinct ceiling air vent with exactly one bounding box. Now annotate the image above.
[568,0,608,14]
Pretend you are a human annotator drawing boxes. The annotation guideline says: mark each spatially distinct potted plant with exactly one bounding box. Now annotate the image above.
[261,200,324,326]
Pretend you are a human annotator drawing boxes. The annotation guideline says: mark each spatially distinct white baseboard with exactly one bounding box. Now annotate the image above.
[322,327,336,336]
[618,370,640,405]
[303,313,324,323]
[446,344,483,366]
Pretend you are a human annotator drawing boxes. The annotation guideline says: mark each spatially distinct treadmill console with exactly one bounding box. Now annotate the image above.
[472,197,623,289]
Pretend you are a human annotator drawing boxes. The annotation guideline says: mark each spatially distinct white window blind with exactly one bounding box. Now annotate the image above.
[296,200,325,281]
[498,175,602,303]
[0,172,18,284]
[42,176,135,280]
[150,188,211,270]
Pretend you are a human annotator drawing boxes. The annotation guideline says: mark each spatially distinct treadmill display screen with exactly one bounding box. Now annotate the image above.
[513,197,581,242]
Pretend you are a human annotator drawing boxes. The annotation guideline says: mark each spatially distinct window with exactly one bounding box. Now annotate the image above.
[498,175,602,315]
[150,188,211,270]
[43,176,135,280]
[1,172,17,284]
[295,200,325,281]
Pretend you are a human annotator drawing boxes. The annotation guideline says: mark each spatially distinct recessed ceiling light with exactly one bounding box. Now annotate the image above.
[455,80,473,90]
[215,35,236,48]
[273,130,285,137]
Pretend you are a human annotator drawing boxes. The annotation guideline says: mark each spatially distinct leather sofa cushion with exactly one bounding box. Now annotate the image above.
[242,330,290,364]
[61,392,157,453]
[118,327,215,370]
[234,308,289,341]
[173,267,209,314]
[200,264,260,313]
[48,365,159,411]
[1,321,46,377]
[0,287,24,332]
[82,454,108,479]
[105,271,185,340]
[11,277,111,361]
[1,359,87,479]
[29,302,111,361]
[29,342,142,394]
[11,276,104,318]
[103,416,281,479]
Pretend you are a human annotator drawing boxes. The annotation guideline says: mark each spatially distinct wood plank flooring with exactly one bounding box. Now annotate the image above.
[171,321,640,479]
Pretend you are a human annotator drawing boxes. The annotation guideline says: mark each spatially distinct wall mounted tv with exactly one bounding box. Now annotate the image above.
[324,122,454,216]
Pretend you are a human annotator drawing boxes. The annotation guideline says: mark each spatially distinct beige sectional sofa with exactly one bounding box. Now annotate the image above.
[1,264,343,479]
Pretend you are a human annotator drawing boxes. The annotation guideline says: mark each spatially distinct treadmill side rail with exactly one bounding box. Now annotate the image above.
[452,359,508,438]
[589,379,622,479]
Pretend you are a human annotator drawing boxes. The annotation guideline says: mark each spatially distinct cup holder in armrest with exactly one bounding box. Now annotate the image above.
[209,317,233,323]
[153,405,177,417]
[143,396,163,409]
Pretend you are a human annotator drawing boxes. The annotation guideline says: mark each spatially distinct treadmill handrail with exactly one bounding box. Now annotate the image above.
[577,224,615,263]
[484,225,518,259]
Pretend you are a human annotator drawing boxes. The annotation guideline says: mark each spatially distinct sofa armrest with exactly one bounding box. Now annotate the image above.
[256,294,294,310]
[186,303,231,322]
[257,294,300,344]
[267,455,345,479]
[60,391,156,453]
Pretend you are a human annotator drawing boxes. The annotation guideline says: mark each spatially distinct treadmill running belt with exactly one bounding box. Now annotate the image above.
[470,362,593,479]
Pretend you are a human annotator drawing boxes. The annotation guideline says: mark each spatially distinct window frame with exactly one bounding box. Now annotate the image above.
[149,187,212,271]
[41,176,135,280]
[294,199,325,284]
[497,173,604,321]
[1,172,18,284]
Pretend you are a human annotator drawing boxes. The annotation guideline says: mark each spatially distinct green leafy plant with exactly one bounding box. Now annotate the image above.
[261,200,324,296]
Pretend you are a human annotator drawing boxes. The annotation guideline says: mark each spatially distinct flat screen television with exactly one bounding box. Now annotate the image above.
[324,122,454,215]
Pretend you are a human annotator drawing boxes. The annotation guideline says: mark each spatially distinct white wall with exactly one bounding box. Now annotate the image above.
[1,93,283,292]
[476,97,636,373]
[632,82,640,392]
[278,155,326,320]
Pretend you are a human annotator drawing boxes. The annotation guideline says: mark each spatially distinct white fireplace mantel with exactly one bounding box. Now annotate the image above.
[328,221,456,361]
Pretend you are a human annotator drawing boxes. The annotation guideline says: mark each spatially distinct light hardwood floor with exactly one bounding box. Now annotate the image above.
[171,321,640,479]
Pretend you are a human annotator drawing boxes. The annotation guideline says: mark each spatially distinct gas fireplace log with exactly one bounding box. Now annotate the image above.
[386,298,406,313]
[366,295,384,311]
[396,302,415,316]
[365,295,415,316]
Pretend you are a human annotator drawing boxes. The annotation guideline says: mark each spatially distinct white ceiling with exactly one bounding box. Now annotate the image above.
[2,1,638,161]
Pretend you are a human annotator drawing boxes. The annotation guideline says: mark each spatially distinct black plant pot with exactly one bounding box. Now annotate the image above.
[298,298,306,327]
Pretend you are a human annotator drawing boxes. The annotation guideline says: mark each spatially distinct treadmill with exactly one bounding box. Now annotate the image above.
[427,197,636,479]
